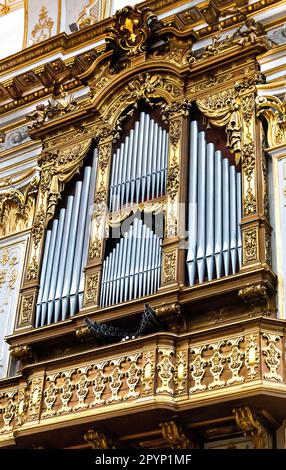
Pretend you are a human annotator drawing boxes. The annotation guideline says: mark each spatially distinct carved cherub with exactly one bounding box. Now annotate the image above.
[234,18,265,45]
[26,104,47,129]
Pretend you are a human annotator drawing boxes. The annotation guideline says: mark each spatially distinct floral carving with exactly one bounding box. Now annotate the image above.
[226,337,245,385]
[189,346,207,393]
[85,273,99,305]
[243,228,258,263]
[167,162,179,201]
[262,333,282,382]
[163,250,176,282]
[19,294,34,324]
[156,349,175,394]
[245,335,259,379]
[125,354,142,399]
[208,342,226,389]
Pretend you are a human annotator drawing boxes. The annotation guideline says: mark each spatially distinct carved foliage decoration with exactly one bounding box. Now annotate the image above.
[245,335,260,378]
[163,250,176,282]
[208,341,226,389]
[262,333,283,382]
[243,228,258,263]
[156,348,175,394]
[226,337,245,385]
[189,346,207,393]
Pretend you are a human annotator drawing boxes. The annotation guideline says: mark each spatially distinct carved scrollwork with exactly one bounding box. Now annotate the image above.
[256,94,286,148]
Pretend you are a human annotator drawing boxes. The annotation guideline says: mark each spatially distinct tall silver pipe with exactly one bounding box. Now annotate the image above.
[156,127,163,199]
[187,121,198,285]
[124,226,133,302]
[130,120,139,205]
[206,143,215,281]
[78,150,98,309]
[35,230,51,327]
[146,119,154,202]
[196,131,206,284]
[141,113,150,203]
[214,150,223,279]
[107,248,115,307]
[229,165,237,274]
[61,181,82,320]
[41,219,59,326]
[54,195,74,322]
[121,136,129,207]
[236,171,242,268]
[138,224,148,298]
[70,166,91,316]
[129,217,139,300]
[136,113,145,204]
[222,158,230,276]
[119,233,128,303]
[151,123,158,200]
[125,129,134,206]
[47,208,65,324]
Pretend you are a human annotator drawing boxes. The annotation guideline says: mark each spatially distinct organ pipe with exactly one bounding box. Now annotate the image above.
[100,218,162,307]
[109,111,169,211]
[187,120,242,285]
[36,150,97,327]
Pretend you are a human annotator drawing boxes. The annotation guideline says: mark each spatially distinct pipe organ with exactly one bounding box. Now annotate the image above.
[187,121,242,285]
[109,111,169,211]
[100,217,162,307]
[35,151,98,327]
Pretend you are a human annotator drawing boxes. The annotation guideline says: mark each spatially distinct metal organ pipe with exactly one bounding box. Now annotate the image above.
[100,219,162,307]
[186,120,242,285]
[35,151,98,327]
[108,111,168,211]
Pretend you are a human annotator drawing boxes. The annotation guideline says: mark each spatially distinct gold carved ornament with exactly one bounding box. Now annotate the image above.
[262,333,283,382]
[196,90,241,164]
[233,406,272,449]
[160,420,191,449]
[156,348,175,394]
[31,140,91,253]
[256,95,286,148]
[0,171,39,239]
[106,6,161,58]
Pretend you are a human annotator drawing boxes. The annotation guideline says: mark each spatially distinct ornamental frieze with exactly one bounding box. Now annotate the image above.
[0,329,284,435]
